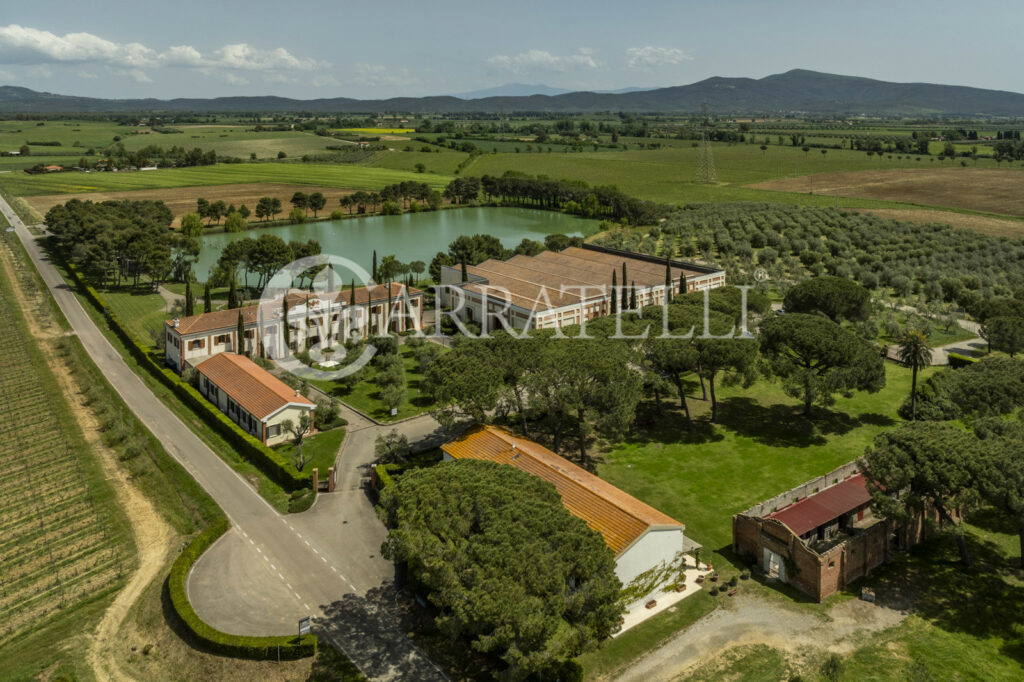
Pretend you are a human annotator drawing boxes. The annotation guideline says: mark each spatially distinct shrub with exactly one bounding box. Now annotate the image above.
[820,654,844,681]
[948,352,978,368]
[168,518,317,658]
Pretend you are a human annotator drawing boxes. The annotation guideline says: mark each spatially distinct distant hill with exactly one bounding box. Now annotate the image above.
[2,70,1023,115]
[451,83,572,99]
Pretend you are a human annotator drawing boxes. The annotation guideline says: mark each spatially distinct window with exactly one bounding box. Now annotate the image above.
[268,424,281,437]
[214,334,230,345]
[188,338,205,351]
[245,329,255,338]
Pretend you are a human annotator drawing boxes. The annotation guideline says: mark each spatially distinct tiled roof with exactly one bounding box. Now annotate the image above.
[442,425,682,555]
[166,283,420,335]
[195,352,314,420]
[766,473,872,537]
[458,247,710,312]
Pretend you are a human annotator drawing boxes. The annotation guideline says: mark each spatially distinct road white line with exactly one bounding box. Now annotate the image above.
[294,592,301,600]
[330,566,337,572]
[312,548,319,554]
[278,573,284,580]
[248,538,255,545]
[304,540,311,546]
[271,563,276,570]
[303,603,310,611]
[321,556,328,563]
[286,583,293,590]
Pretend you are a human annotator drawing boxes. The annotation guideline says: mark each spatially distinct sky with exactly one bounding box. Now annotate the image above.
[0,0,1021,100]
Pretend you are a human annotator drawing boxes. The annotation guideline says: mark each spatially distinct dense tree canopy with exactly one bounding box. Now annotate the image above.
[379,460,622,679]
[900,356,1024,421]
[759,313,885,415]
[45,198,174,287]
[782,276,871,323]
[862,422,981,566]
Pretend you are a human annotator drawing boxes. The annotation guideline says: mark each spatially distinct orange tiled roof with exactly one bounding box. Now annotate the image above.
[195,352,314,420]
[166,283,420,335]
[441,425,682,555]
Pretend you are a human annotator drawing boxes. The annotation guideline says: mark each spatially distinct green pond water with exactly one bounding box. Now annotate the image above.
[196,207,599,282]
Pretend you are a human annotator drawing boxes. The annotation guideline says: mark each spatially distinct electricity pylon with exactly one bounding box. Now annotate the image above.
[694,101,717,184]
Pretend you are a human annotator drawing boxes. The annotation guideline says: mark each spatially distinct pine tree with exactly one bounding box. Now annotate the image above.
[610,269,618,313]
[237,310,246,356]
[185,278,194,317]
[203,282,212,313]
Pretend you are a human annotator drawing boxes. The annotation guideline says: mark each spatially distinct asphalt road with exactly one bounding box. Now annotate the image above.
[1,196,447,681]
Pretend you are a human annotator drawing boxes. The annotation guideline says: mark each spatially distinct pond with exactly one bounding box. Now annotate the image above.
[195,207,600,282]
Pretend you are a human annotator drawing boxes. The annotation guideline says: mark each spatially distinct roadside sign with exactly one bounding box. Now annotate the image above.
[299,616,312,635]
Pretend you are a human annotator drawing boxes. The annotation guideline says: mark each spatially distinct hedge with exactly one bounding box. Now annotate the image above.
[62,258,311,492]
[948,352,979,369]
[373,463,396,491]
[168,517,318,659]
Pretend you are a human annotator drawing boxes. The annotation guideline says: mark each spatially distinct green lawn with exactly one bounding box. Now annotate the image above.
[273,426,345,478]
[0,161,453,197]
[99,285,171,340]
[597,362,927,553]
[310,344,438,422]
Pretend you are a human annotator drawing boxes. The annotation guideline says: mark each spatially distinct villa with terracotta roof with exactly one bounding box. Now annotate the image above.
[441,425,691,587]
[195,352,315,446]
[438,244,725,332]
[164,283,422,373]
[732,461,942,601]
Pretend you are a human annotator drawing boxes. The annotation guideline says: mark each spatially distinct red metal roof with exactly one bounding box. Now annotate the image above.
[766,473,871,537]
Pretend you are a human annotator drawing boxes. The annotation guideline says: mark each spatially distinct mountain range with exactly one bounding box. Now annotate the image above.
[2,70,1023,116]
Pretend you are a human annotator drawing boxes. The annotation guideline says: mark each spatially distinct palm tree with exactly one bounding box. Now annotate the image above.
[897,329,933,421]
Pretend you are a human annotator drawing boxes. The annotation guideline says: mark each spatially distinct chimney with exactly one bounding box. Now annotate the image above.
[173,318,179,328]
[295,389,300,397]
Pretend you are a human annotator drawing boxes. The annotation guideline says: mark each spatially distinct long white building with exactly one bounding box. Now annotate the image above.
[439,244,725,331]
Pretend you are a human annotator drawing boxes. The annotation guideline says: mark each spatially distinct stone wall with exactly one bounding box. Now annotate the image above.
[739,460,862,518]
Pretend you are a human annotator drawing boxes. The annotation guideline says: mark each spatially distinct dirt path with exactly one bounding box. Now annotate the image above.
[611,593,905,682]
[0,233,173,682]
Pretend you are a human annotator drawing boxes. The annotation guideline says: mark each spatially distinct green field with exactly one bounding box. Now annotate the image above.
[0,162,454,197]
[597,362,925,552]
[463,143,956,207]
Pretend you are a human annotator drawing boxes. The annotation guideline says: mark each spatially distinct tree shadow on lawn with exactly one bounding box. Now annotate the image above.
[715,397,895,448]
[626,404,725,447]
[848,530,1024,663]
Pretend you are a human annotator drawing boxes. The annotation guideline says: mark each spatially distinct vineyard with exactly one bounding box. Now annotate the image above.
[0,235,128,645]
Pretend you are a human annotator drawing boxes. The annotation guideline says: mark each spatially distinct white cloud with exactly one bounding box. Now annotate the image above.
[487,48,600,73]
[625,46,692,68]
[76,70,99,79]
[0,24,155,66]
[311,74,340,88]
[0,24,328,86]
[212,44,321,71]
[161,44,204,67]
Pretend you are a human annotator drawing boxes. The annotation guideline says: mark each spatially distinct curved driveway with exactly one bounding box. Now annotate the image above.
[1,196,446,681]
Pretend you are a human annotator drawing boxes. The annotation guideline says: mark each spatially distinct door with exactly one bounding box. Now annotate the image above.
[763,548,786,581]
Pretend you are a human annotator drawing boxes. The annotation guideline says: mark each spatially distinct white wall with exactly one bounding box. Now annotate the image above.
[616,528,685,587]
[265,404,314,446]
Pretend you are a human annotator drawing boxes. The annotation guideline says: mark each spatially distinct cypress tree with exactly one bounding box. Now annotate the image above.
[622,262,627,295]
[185,278,194,317]
[350,278,356,306]
[679,270,688,295]
[203,282,212,313]
[237,310,246,356]
[665,256,672,298]
[386,283,393,334]
[372,250,378,282]
[610,269,618,313]
[282,296,291,350]
[228,276,238,309]
[630,281,637,310]
[461,257,468,282]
